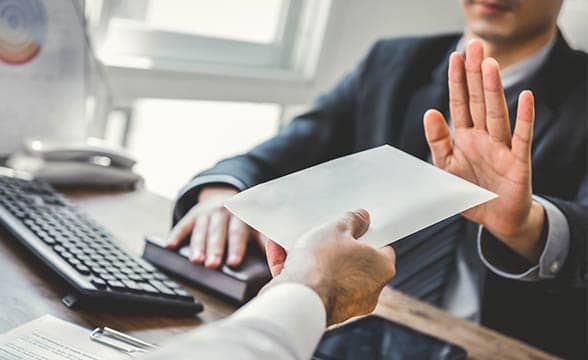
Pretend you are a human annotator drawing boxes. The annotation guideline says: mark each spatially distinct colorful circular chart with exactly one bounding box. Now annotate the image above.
[0,0,47,65]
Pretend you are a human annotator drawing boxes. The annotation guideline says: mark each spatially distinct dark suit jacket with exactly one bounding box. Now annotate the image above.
[175,32,587,359]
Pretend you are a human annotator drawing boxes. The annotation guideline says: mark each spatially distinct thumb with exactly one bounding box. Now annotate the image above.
[336,209,371,239]
[424,109,453,168]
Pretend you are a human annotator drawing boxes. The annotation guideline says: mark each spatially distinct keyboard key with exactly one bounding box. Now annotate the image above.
[139,283,159,295]
[76,254,90,262]
[137,260,157,272]
[173,288,194,301]
[114,273,130,281]
[119,267,134,275]
[98,260,111,268]
[99,273,116,281]
[164,280,180,289]
[128,274,143,282]
[40,235,56,245]
[122,280,142,292]
[91,266,108,274]
[141,273,155,281]
[70,248,85,256]
[75,264,91,275]
[150,280,175,296]
[67,258,81,266]
[107,280,126,291]
[91,277,107,288]
[153,273,169,281]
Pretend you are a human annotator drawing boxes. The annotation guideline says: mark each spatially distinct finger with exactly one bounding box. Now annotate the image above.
[205,210,230,269]
[166,213,196,249]
[336,209,371,239]
[424,109,453,168]
[482,58,511,145]
[448,52,473,128]
[465,39,487,130]
[511,90,535,162]
[189,216,208,264]
[226,216,249,266]
[266,239,287,277]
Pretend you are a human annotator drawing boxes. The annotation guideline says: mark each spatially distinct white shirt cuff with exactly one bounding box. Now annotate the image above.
[233,282,326,359]
[477,196,570,281]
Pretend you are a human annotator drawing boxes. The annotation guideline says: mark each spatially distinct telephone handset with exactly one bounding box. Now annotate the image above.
[7,138,142,189]
[25,138,136,169]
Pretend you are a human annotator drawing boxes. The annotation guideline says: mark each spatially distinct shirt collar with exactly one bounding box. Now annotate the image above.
[455,35,556,89]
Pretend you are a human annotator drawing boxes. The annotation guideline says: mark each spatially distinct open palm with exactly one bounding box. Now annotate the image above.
[424,40,544,261]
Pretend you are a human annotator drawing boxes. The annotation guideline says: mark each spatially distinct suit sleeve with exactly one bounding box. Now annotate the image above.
[144,283,326,360]
[479,173,587,289]
[541,173,588,288]
[172,44,381,223]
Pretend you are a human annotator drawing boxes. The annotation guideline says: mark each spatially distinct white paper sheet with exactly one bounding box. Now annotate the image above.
[225,145,497,250]
[0,315,129,360]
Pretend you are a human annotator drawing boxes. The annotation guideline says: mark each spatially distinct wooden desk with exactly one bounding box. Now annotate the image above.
[0,189,556,359]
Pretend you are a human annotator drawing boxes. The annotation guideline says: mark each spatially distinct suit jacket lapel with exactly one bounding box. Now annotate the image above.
[398,53,450,160]
[521,31,575,148]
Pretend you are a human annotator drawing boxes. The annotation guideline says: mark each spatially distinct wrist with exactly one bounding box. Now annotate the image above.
[198,185,239,202]
[495,200,546,263]
[267,270,334,323]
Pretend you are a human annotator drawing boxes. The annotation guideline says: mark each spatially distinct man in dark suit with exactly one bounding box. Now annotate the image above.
[167,0,587,357]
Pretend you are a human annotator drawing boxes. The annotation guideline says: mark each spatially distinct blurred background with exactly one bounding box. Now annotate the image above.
[2,0,587,198]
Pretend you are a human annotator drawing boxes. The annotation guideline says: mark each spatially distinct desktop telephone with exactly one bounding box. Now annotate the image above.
[7,138,142,189]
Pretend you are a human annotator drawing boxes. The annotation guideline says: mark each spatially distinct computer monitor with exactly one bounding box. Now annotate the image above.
[0,0,111,157]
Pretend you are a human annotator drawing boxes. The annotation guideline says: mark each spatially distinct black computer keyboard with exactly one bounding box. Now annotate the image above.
[0,175,203,316]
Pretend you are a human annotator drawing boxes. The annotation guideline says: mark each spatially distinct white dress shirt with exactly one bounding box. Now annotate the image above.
[145,283,326,360]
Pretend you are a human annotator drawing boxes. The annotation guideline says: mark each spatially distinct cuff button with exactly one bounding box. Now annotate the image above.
[549,261,560,274]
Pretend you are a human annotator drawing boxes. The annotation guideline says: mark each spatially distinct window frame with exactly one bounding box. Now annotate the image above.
[90,0,314,72]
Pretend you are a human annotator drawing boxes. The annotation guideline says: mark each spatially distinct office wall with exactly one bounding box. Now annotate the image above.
[559,0,588,51]
[313,0,588,103]
[313,0,464,98]
[283,0,588,120]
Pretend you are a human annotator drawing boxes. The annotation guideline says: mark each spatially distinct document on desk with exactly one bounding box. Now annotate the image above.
[225,145,497,250]
[0,315,129,360]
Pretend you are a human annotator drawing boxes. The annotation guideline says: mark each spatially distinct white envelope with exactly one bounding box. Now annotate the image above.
[225,145,497,250]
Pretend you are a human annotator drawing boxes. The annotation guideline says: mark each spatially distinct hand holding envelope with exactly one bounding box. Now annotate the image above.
[225,145,497,251]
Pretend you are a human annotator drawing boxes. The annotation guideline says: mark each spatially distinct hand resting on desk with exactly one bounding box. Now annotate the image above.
[166,185,268,269]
